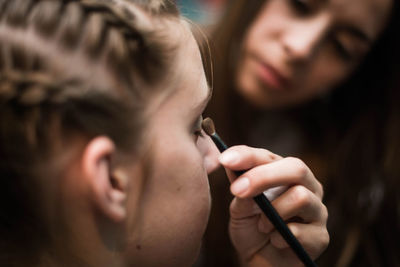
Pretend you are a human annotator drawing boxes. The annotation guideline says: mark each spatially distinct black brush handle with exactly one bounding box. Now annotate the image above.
[253,193,317,267]
[211,133,317,267]
[234,168,316,267]
[210,133,228,151]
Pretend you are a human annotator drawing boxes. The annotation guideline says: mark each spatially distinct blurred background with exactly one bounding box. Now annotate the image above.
[177,0,227,24]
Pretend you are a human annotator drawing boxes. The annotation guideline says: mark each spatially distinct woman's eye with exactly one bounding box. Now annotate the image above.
[289,0,312,15]
[332,39,354,61]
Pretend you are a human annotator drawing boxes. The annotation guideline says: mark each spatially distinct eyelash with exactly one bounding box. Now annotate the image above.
[193,115,204,139]
[194,129,204,137]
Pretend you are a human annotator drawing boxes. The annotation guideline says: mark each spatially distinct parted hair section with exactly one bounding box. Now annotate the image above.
[0,0,180,261]
[0,0,180,145]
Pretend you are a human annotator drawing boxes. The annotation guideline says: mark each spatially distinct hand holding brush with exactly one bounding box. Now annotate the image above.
[202,117,328,267]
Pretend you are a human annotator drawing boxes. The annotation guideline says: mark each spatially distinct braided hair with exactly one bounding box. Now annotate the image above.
[0,0,180,264]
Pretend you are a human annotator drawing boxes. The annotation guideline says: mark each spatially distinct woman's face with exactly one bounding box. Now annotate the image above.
[236,0,392,109]
[124,20,216,267]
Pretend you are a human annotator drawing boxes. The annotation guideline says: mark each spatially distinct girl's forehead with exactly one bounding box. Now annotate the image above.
[144,18,207,111]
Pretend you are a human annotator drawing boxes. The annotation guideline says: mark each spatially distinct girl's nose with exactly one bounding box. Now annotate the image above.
[282,14,331,62]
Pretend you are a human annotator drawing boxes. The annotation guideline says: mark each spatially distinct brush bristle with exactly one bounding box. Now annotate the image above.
[202,117,215,136]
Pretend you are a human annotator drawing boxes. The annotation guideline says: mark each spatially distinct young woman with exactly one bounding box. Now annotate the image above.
[0,0,328,266]
[204,0,400,266]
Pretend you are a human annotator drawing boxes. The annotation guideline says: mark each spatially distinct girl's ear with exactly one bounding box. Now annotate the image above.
[81,136,127,222]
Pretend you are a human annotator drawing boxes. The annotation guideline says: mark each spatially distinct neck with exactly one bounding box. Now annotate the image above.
[34,224,125,267]
[59,213,125,267]
[38,198,126,267]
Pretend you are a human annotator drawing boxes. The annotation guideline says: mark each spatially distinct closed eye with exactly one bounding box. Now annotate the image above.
[193,115,205,140]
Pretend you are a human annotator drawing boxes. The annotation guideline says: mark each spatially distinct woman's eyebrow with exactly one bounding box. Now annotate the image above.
[344,26,372,44]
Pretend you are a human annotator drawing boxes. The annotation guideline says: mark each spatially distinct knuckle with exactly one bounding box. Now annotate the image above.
[291,185,311,207]
[320,228,330,249]
[321,204,329,223]
[270,152,281,160]
[255,147,265,154]
[317,180,324,198]
[286,157,308,178]
[234,145,249,152]
[254,147,278,163]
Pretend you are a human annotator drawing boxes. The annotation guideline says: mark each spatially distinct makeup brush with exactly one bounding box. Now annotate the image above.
[202,117,317,267]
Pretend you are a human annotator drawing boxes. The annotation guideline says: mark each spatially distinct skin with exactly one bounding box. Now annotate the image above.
[0,1,332,267]
[124,19,214,267]
[43,12,328,267]
[42,7,328,267]
[222,147,328,266]
[237,0,392,109]
[124,18,328,267]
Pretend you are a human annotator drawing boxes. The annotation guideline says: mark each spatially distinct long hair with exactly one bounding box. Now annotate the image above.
[204,0,400,266]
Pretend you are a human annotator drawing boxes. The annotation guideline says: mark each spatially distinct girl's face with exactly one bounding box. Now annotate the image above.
[124,21,215,267]
[236,0,392,109]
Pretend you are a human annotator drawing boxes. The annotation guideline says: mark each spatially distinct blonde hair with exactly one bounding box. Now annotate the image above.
[0,0,180,264]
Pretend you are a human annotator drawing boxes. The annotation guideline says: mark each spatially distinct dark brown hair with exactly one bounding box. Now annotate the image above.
[204,0,400,266]
[0,0,180,265]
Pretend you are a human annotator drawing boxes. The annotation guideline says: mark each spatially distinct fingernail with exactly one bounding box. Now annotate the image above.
[231,177,249,195]
[219,151,240,165]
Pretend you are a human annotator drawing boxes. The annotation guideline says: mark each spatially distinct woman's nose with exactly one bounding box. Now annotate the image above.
[282,14,330,62]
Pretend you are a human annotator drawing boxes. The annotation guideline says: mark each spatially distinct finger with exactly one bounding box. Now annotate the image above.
[225,168,239,183]
[230,157,324,199]
[258,185,328,233]
[269,222,330,259]
[220,145,281,183]
[230,197,262,220]
[219,145,282,171]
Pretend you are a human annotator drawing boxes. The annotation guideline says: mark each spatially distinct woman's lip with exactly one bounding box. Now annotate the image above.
[254,59,290,90]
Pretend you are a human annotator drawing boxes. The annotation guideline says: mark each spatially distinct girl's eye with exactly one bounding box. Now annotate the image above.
[194,129,204,138]
[193,115,204,141]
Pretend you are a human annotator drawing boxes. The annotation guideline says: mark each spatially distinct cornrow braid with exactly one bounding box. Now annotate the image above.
[0,0,181,264]
[0,71,72,105]
[1,0,176,88]
[0,0,182,150]
[0,0,180,145]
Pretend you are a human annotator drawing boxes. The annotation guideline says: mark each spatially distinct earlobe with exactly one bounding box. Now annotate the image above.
[81,136,127,223]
